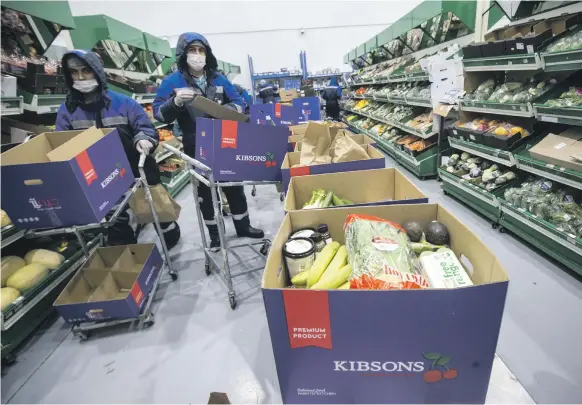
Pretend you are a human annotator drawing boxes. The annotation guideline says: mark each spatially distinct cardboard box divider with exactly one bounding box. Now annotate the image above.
[293,133,374,152]
[262,203,509,404]
[284,168,428,211]
[191,96,249,122]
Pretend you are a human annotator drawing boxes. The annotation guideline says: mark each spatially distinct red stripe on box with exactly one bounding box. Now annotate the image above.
[75,150,98,185]
[221,120,238,149]
[289,165,311,177]
[275,103,282,118]
[130,282,144,307]
[283,289,332,349]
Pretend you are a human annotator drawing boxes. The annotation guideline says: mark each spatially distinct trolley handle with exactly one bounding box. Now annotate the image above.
[139,153,146,169]
[162,143,212,173]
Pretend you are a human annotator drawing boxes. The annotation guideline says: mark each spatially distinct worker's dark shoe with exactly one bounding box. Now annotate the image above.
[210,237,221,250]
[236,226,264,239]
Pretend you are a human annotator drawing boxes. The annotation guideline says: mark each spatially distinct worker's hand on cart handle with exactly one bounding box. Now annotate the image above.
[136,139,154,155]
[174,88,195,107]
[139,153,146,168]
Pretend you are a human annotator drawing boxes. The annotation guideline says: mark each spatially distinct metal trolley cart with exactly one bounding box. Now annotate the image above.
[68,154,177,340]
[163,144,272,310]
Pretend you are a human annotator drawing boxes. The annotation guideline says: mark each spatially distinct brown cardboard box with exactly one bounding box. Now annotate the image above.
[294,133,375,152]
[191,96,249,122]
[279,89,298,102]
[284,168,427,211]
[528,129,582,172]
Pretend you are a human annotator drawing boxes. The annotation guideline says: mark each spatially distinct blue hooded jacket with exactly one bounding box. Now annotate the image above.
[153,33,243,157]
[55,50,158,150]
[322,76,342,102]
[258,81,277,103]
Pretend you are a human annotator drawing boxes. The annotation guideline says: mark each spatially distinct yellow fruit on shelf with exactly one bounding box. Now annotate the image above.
[6,263,49,291]
[24,249,64,270]
[1,287,21,311]
[1,256,26,287]
[493,127,509,136]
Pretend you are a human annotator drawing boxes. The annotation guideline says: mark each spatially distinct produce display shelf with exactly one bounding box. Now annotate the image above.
[344,108,436,139]
[460,100,534,117]
[1,225,25,247]
[440,169,501,224]
[163,168,190,198]
[540,49,582,73]
[499,200,582,276]
[308,73,343,78]
[351,81,375,86]
[406,72,430,82]
[365,132,397,158]
[134,93,156,104]
[1,236,101,331]
[534,104,582,127]
[405,97,432,108]
[448,137,516,167]
[463,53,542,72]
[514,151,582,190]
[21,93,66,114]
[1,96,24,116]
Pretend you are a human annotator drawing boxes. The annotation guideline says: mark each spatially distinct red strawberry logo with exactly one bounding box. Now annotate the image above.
[265,152,276,168]
[265,161,272,168]
[119,167,126,177]
[422,353,458,383]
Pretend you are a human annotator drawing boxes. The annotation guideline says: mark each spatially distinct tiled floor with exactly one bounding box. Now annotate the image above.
[2,155,581,403]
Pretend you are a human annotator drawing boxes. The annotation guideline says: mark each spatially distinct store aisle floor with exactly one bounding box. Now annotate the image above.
[2,156,580,404]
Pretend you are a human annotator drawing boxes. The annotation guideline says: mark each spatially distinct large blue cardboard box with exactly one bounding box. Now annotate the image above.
[0,128,132,229]
[54,243,163,323]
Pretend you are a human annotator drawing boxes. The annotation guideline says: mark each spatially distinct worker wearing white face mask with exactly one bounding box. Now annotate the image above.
[56,50,181,249]
[154,33,263,249]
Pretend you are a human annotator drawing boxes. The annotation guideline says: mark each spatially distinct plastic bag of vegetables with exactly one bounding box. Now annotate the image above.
[344,214,427,290]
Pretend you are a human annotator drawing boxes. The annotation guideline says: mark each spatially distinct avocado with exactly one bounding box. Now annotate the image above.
[402,221,424,243]
[425,221,450,246]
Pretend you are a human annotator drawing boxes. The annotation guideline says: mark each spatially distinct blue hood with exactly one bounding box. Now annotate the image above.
[175,32,218,75]
[329,77,339,87]
[61,49,108,94]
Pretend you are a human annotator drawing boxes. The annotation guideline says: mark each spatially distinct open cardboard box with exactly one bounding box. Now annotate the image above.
[528,128,582,171]
[293,133,375,152]
[1,127,133,229]
[54,243,163,323]
[284,168,427,211]
[191,96,249,122]
[281,144,385,192]
[262,203,509,404]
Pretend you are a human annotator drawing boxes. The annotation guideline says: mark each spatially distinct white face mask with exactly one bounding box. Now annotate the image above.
[73,79,99,93]
[187,54,206,72]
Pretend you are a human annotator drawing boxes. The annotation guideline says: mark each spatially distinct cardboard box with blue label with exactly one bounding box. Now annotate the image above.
[250,103,305,126]
[292,97,321,121]
[0,127,133,229]
[195,117,290,182]
[54,243,163,323]
[284,168,428,211]
[262,203,509,404]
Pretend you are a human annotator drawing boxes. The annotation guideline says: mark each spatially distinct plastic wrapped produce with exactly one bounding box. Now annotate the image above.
[546,29,582,53]
[487,82,524,103]
[344,214,427,290]
[466,79,496,101]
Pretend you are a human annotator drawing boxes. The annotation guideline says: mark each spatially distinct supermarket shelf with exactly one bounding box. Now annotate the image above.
[534,104,582,127]
[463,53,543,72]
[350,73,430,87]
[514,151,582,190]
[344,108,436,139]
[22,93,66,114]
[253,72,302,80]
[308,73,343,78]
[460,101,534,118]
[500,201,582,276]
[1,96,24,116]
[541,49,582,73]
[405,97,432,108]
[350,95,431,108]
[133,93,156,104]
[1,237,101,331]
[448,137,516,167]
[1,225,25,247]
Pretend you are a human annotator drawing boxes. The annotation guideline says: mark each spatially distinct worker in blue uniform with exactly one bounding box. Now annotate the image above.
[153,32,264,249]
[258,79,277,103]
[55,49,181,248]
[321,76,342,120]
[234,84,253,114]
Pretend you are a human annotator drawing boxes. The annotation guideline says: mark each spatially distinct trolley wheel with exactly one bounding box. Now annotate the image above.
[204,262,211,276]
[280,193,284,202]
[251,188,257,197]
[2,353,16,366]
[143,314,155,328]
[420,176,426,181]
[229,295,237,310]
[77,331,89,341]
[492,223,499,229]
[260,242,270,256]
[170,272,178,281]
[443,190,449,196]
[499,226,506,234]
